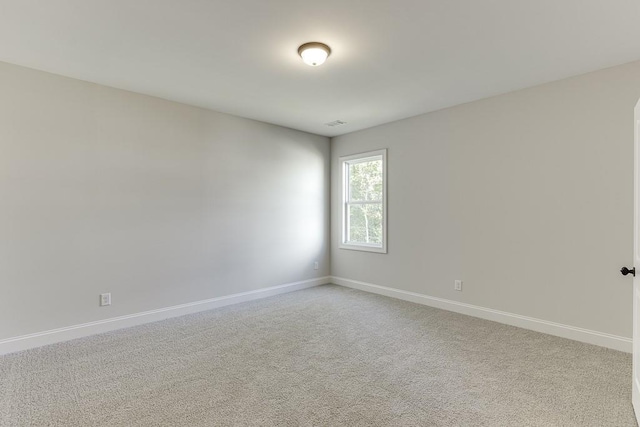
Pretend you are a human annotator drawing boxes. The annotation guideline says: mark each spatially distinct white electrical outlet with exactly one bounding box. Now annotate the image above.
[100,293,111,306]
[454,280,462,291]
[314,261,319,270]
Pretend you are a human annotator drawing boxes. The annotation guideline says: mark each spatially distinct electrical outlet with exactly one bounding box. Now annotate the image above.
[314,261,319,270]
[100,293,111,306]
[454,280,462,291]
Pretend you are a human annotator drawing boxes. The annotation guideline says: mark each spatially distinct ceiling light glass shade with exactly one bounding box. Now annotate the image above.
[298,42,331,66]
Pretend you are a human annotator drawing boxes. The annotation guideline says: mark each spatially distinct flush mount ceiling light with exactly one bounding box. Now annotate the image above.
[298,42,331,66]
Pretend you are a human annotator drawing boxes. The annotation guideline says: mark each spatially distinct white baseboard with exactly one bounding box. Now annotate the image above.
[3,276,630,355]
[331,276,632,353]
[0,276,330,356]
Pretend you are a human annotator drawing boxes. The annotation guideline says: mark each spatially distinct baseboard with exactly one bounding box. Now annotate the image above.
[3,276,630,355]
[0,276,330,356]
[331,276,632,353]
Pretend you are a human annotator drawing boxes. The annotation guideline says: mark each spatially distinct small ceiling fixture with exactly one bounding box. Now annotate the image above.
[298,42,331,66]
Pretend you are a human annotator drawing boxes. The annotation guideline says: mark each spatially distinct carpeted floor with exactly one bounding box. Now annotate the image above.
[0,284,636,426]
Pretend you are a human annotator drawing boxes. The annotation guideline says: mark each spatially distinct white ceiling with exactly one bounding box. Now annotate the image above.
[1,1,639,137]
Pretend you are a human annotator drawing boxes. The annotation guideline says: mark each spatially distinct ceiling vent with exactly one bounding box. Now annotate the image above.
[325,120,347,127]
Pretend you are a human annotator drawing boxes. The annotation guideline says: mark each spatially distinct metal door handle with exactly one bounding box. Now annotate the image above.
[621,267,635,277]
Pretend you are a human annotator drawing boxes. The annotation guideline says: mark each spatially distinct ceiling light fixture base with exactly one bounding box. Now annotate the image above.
[298,42,331,66]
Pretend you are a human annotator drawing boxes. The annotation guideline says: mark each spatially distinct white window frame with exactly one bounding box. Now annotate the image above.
[339,149,387,254]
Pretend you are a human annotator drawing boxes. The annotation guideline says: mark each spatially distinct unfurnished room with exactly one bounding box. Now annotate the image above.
[2,1,640,426]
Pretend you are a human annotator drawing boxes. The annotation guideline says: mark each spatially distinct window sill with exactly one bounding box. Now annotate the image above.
[339,243,387,254]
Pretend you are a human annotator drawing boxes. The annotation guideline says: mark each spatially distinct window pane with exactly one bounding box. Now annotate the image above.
[348,158,383,202]
[347,203,383,245]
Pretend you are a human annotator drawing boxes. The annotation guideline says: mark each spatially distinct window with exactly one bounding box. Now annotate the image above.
[339,149,387,253]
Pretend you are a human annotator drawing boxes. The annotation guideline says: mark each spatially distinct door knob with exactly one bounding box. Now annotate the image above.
[621,266,635,277]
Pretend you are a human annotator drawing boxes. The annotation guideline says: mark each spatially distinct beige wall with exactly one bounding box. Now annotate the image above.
[0,61,330,340]
[3,57,639,345]
[332,60,640,338]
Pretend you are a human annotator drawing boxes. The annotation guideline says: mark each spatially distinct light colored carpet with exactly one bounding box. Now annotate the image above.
[0,284,635,426]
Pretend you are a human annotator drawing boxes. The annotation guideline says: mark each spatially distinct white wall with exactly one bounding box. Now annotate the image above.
[332,60,640,340]
[0,61,330,340]
[3,57,639,350]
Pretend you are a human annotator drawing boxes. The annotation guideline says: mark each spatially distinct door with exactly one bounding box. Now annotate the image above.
[633,99,640,423]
